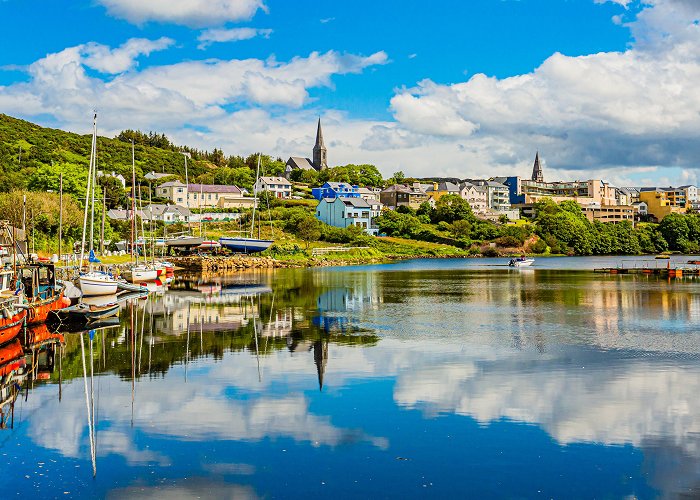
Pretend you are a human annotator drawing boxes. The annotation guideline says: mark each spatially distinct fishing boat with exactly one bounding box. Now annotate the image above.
[0,267,25,344]
[218,154,274,254]
[508,257,535,268]
[0,297,26,346]
[19,262,70,324]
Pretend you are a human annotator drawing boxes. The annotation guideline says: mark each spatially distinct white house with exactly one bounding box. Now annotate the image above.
[255,177,292,199]
[97,171,126,188]
[157,181,255,209]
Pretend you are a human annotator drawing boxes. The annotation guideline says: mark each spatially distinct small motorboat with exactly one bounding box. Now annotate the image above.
[122,265,159,283]
[509,257,535,268]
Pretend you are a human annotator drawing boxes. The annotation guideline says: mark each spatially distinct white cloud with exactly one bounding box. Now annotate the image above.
[97,0,266,28]
[197,27,272,49]
[82,37,174,74]
[0,44,388,136]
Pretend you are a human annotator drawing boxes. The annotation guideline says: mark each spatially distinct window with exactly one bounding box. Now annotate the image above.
[177,188,183,193]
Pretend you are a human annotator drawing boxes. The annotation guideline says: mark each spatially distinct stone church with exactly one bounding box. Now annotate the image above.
[285,118,328,178]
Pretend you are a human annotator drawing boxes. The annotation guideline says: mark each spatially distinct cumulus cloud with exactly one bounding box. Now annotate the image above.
[377,0,700,176]
[97,0,266,28]
[81,37,174,74]
[197,27,273,49]
[0,43,388,135]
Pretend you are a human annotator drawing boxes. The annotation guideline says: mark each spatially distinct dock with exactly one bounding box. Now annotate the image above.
[594,260,700,277]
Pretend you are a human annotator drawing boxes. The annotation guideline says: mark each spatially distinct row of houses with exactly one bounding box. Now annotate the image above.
[155,177,293,208]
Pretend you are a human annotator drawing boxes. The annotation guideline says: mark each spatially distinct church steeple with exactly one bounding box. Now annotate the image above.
[312,118,328,171]
[531,151,544,182]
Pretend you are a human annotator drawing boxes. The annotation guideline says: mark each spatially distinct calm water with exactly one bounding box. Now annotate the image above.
[1,257,700,498]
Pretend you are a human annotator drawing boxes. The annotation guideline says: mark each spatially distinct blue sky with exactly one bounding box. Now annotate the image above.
[1,0,699,185]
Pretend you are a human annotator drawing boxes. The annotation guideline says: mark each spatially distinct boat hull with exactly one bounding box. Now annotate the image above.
[127,269,159,283]
[0,308,27,346]
[218,237,273,254]
[27,289,68,325]
[80,275,119,296]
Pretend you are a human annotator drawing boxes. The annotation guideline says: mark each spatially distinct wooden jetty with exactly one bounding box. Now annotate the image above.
[594,260,700,277]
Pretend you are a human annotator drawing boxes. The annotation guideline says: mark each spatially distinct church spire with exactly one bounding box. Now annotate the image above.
[531,151,544,182]
[313,118,328,171]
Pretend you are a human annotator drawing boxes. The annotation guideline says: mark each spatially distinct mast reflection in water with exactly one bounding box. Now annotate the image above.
[0,262,699,498]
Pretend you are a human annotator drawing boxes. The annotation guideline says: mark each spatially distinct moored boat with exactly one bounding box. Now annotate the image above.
[218,237,273,254]
[18,262,69,324]
[0,297,27,346]
[79,271,119,296]
[122,264,159,283]
[49,301,120,326]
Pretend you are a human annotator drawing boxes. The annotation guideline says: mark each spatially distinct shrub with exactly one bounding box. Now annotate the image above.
[529,238,548,254]
[495,235,521,248]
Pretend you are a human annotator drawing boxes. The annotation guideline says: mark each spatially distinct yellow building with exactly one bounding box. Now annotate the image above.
[639,189,686,220]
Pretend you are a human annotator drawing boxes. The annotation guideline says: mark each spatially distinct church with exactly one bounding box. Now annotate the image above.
[285,118,328,178]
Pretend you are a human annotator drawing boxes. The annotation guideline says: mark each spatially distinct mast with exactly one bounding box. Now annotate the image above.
[79,113,97,267]
[58,172,63,262]
[250,154,261,237]
[130,140,136,263]
[90,133,97,254]
[100,186,106,256]
[138,183,146,264]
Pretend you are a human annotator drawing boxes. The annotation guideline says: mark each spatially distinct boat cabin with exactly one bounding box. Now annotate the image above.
[19,263,58,301]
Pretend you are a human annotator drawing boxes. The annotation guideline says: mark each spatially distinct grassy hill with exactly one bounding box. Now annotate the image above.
[0,114,212,191]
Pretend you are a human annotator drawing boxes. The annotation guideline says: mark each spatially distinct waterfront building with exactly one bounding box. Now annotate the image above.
[639,187,688,220]
[311,182,360,201]
[107,204,192,223]
[459,182,489,213]
[464,179,512,212]
[285,118,329,178]
[255,176,292,199]
[582,205,636,224]
[357,187,381,202]
[425,181,460,201]
[633,201,648,217]
[380,183,430,209]
[156,181,255,209]
[316,197,381,235]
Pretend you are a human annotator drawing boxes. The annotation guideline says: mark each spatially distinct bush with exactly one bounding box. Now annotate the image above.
[482,246,500,257]
[495,235,521,248]
[529,238,547,254]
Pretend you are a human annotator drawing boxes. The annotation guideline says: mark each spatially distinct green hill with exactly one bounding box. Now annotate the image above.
[0,114,213,191]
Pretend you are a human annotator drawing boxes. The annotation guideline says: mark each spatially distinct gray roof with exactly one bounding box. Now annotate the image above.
[145,171,172,180]
[341,198,371,208]
[286,157,316,171]
[158,180,186,187]
[188,183,242,194]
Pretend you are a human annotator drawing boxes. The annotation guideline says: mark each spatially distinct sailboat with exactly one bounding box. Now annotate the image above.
[219,155,273,254]
[122,144,159,283]
[78,114,119,296]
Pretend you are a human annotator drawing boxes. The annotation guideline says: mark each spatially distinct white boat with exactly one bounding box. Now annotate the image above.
[508,257,535,268]
[123,265,159,283]
[218,237,273,254]
[79,271,119,296]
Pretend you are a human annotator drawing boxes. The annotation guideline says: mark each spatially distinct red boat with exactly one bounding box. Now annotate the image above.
[18,263,70,325]
[0,300,26,346]
[0,338,25,376]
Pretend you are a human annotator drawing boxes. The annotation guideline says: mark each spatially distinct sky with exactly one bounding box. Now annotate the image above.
[1,0,700,186]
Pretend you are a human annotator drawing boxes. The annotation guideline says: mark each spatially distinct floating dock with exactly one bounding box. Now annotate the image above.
[594,261,700,277]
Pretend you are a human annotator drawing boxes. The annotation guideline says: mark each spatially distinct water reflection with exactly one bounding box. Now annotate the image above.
[1,265,700,497]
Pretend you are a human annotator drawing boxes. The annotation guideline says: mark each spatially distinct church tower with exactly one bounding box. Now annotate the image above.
[531,151,544,182]
[312,118,328,170]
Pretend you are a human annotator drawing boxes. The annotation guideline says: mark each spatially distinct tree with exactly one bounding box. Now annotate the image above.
[295,216,321,250]
[28,162,88,200]
[451,220,471,239]
[434,194,473,223]
[98,176,128,209]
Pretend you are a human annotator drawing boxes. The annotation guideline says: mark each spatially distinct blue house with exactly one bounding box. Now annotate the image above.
[316,197,380,235]
[311,182,361,201]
